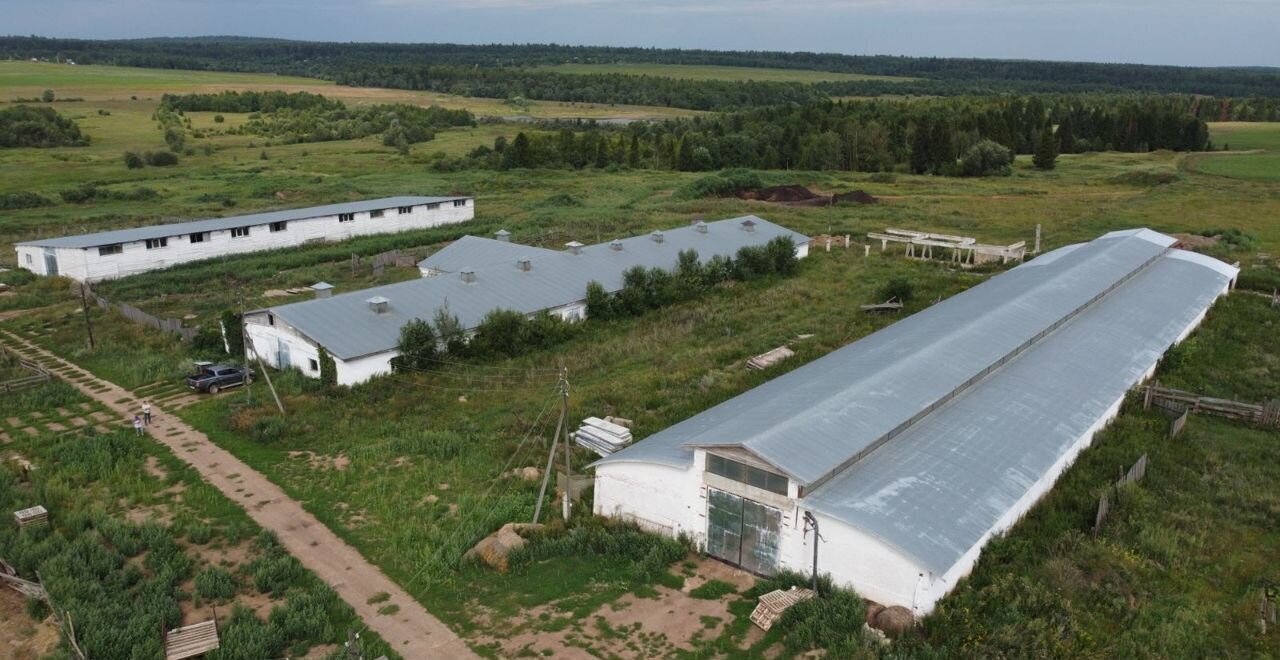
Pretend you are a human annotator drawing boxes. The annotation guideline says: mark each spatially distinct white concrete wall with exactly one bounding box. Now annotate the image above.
[15,246,51,276]
[17,199,474,282]
[594,462,703,537]
[335,351,398,386]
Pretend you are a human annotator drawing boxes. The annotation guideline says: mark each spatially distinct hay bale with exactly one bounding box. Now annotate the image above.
[872,606,914,636]
[463,522,542,572]
[864,602,885,626]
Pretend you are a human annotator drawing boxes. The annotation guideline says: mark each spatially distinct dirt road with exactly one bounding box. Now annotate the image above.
[0,330,476,659]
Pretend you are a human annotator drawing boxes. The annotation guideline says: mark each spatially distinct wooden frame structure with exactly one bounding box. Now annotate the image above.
[867,228,1026,266]
[749,586,816,631]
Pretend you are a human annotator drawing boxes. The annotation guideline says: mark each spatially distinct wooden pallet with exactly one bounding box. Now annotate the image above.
[14,505,48,528]
[749,586,816,631]
[164,619,220,660]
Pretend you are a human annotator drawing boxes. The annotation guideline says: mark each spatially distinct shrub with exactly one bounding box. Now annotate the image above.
[41,89,54,102]
[0,191,54,210]
[145,150,179,166]
[318,346,337,387]
[585,280,614,320]
[0,105,89,147]
[194,567,237,601]
[876,277,915,303]
[213,114,225,123]
[868,171,897,183]
[689,579,737,600]
[123,150,145,169]
[959,139,1014,177]
[676,168,764,199]
[247,552,304,597]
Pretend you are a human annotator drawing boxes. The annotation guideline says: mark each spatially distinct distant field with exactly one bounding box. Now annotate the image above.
[1192,122,1280,182]
[0,61,698,119]
[536,62,916,83]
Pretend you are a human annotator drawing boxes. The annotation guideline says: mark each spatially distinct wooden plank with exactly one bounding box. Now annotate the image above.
[165,619,220,660]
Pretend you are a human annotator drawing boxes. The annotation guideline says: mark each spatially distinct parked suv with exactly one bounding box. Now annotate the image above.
[185,362,252,394]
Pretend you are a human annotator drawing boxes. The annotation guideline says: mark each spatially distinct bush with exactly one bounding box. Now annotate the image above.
[868,171,897,184]
[676,168,764,199]
[1,105,90,148]
[247,552,304,597]
[194,567,237,601]
[213,114,225,123]
[123,150,145,169]
[689,579,737,599]
[394,318,437,371]
[0,191,54,210]
[876,277,915,303]
[959,139,1014,177]
[145,150,180,166]
[41,89,55,103]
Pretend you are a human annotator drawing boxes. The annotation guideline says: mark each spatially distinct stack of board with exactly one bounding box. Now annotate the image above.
[574,417,633,456]
[747,346,796,370]
[13,505,48,528]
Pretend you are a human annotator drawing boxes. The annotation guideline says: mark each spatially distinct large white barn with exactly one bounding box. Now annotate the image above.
[245,216,809,386]
[592,229,1237,617]
[14,196,474,282]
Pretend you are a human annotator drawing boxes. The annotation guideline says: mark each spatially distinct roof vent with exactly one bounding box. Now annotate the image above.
[565,241,584,255]
[366,295,390,314]
[312,281,334,299]
[695,221,708,234]
[740,219,757,232]
[495,229,511,243]
[650,230,664,243]
[460,269,476,283]
[517,257,531,272]
[610,239,624,251]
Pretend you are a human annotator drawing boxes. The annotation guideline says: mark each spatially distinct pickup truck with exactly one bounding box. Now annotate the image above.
[185,362,252,394]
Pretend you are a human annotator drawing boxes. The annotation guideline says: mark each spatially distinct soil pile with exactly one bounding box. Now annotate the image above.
[834,189,879,204]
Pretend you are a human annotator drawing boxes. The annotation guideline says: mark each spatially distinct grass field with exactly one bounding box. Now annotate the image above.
[0,60,698,119]
[1,62,1279,657]
[536,62,916,83]
[1188,122,1280,182]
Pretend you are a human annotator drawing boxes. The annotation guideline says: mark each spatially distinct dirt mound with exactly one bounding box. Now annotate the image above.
[1172,233,1219,250]
[738,185,819,202]
[834,189,879,204]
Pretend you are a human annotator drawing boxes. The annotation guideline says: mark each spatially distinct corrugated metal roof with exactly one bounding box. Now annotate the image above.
[417,235,560,273]
[266,215,808,360]
[593,229,1235,574]
[16,196,467,250]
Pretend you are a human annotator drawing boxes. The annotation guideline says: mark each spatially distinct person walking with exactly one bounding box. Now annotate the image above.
[142,401,152,426]
[133,415,145,436]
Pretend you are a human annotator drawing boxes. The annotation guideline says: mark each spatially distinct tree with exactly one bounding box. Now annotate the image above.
[220,310,244,357]
[584,281,613,321]
[959,139,1013,177]
[1033,125,1059,170]
[394,318,437,371]
[432,306,467,355]
[317,346,337,387]
[506,131,532,169]
[627,134,641,168]
[41,89,54,103]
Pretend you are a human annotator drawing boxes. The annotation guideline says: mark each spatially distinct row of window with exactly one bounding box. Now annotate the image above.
[706,454,789,496]
[92,202,466,256]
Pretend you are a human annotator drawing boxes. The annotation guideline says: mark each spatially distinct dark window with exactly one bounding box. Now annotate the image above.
[426,203,440,210]
[338,213,354,223]
[270,221,287,232]
[98,244,123,256]
[370,209,384,219]
[189,232,207,243]
[216,369,234,376]
[453,199,467,207]
[309,358,319,372]
[398,206,413,214]
[706,454,788,495]
[267,313,275,326]
[145,238,168,250]
[231,227,250,238]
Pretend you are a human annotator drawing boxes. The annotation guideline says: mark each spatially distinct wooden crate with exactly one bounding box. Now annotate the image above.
[749,586,816,631]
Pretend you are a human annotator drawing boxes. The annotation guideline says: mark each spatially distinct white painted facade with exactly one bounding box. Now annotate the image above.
[593,276,1232,617]
[16,199,474,282]
[245,312,403,387]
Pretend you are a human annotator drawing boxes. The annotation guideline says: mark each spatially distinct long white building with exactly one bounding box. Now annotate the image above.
[245,216,809,385]
[14,196,474,282]
[592,229,1237,617]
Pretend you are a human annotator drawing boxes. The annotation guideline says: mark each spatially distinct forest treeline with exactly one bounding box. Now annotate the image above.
[5,36,1280,106]
[446,95,1211,175]
[0,105,89,148]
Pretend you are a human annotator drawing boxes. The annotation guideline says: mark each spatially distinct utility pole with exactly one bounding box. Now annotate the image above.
[533,368,569,525]
[803,511,821,594]
[77,282,95,350]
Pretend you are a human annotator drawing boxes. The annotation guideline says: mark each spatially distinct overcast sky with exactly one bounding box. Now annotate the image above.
[5,0,1278,67]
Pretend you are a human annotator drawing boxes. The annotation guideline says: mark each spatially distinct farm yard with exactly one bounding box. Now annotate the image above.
[0,56,1278,659]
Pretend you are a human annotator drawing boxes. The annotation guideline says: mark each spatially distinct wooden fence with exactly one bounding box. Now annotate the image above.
[1092,453,1149,538]
[1142,382,1280,428]
[76,283,199,342]
[0,353,51,394]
